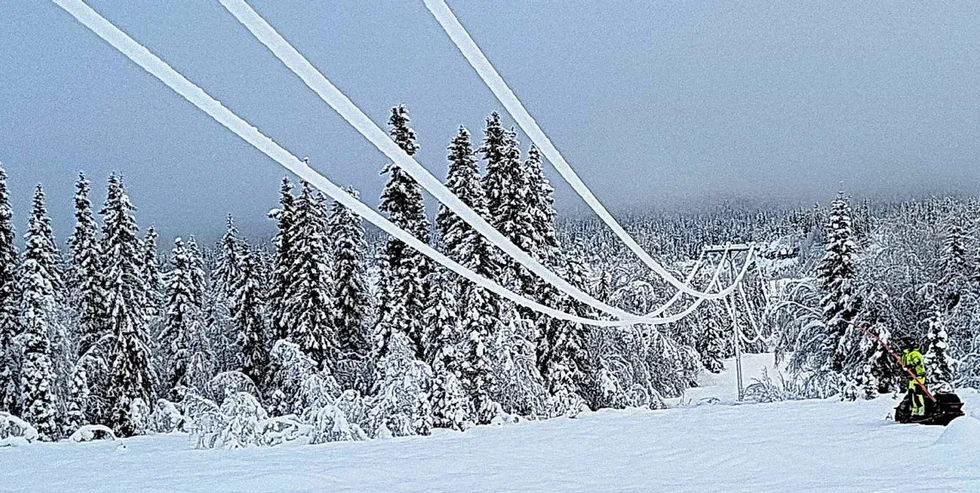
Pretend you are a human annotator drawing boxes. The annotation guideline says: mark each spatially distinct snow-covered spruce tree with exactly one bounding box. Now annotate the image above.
[695,302,728,373]
[818,192,860,374]
[68,174,109,424]
[101,175,155,437]
[187,237,209,310]
[283,183,335,369]
[161,238,199,399]
[422,271,473,429]
[329,188,371,357]
[839,323,879,401]
[0,165,19,415]
[459,284,503,424]
[160,238,214,401]
[435,126,509,424]
[185,310,217,401]
[140,227,163,321]
[26,185,75,414]
[867,322,897,394]
[479,113,508,241]
[936,220,974,343]
[376,105,432,360]
[422,271,461,366]
[523,146,593,412]
[269,177,296,342]
[482,122,536,290]
[70,173,107,360]
[523,145,561,274]
[264,339,316,416]
[63,363,90,435]
[23,186,63,300]
[19,263,61,440]
[216,215,246,300]
[925,305,954,386]
[368,331,433,437]
[545,257,592,414]
[436,127,500,285]
[490,314,551,418]
[187,237,226,378]
[233,247,268,388]
[939,221,971,289]
[18,187,63,440]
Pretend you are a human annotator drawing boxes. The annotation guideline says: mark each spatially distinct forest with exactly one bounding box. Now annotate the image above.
[1,107,978,447]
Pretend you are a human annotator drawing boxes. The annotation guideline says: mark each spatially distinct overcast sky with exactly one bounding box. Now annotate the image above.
[2,1,980,243]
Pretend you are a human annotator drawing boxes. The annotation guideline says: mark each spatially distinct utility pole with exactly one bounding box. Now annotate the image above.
[705,243,754,401]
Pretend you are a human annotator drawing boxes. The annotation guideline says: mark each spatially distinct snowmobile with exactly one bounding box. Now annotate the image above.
[857,323,965,426]
[893,390,965,426]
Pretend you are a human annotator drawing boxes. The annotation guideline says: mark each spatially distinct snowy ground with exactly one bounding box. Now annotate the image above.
[4,357,980,493]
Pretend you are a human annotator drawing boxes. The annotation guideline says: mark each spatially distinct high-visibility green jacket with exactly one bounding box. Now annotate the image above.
[902,349,926,388]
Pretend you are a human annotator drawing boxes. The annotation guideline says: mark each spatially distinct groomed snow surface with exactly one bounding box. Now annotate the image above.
[3,356,979,493]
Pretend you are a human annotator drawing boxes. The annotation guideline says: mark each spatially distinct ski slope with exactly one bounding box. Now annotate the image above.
[3,358,979,493]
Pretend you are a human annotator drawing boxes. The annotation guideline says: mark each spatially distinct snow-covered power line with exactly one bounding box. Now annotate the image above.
[51,0,751,327]
[215,0,748,322]
[217,0,623,320]
[422,0,746,301]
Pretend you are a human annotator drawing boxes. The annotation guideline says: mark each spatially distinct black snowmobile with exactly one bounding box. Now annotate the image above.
[893,391,965,426]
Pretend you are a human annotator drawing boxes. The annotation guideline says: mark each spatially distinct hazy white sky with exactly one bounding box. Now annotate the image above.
[2,1,980,242]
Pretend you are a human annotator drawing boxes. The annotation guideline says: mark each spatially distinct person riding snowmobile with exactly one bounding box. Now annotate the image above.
[901,339,927,417]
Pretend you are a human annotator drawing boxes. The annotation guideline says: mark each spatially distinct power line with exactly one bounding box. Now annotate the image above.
[51,0,755,328]
[423,0,751,301]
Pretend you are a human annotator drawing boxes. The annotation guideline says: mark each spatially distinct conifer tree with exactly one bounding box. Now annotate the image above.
[480,112,508,225]
[435,126,503,423]
[459,285,499,424]
[539,258,591,413]
[522,145,588,408]
[422,272,462,366]
[423,272,473,429]
[269,178,296,342]
[233,247,268,386]
[23,186,63,298]
[19,187,62,439]
[436,127,499,280]
[482,122,535,289]
[141,226,163,320]
[69,173,106,359]
[216,214,246,299]
[524,145,562,268]
[161,238,199,399]
[696,305,728,373]
[0,165,19,414]
[19,259,61,440]
[818,192,860,373]
[283,183,335,368]
[329,188,370,357]
[940,222,970,281]
[63,363,89,434]
[101,175,155,437]
[938,221,972,311]
[376,105,432,360]
[185,315,216,397]
[187,237,208,304]
[925,305,954,385]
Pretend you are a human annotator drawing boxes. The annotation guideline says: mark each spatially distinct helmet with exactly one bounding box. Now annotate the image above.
[900,336,917,351]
